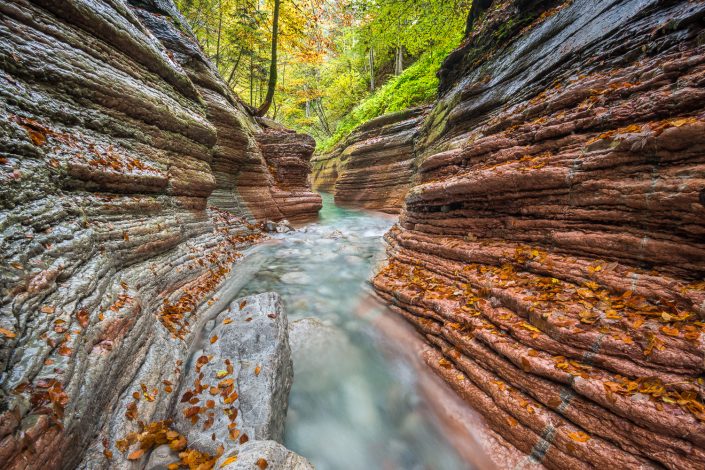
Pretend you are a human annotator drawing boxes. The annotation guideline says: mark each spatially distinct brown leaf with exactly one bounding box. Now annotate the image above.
[41,305,55,314]
[256,458,268,469]
[76,309,90,328]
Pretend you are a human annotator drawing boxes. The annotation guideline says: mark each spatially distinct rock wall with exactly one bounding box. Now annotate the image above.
[374,1,705,468]
[311,107,427,213]
[0,1,316,468]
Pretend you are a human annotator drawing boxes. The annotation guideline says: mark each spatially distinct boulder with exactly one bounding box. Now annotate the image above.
[174,293,292,455]
[218,440,314,470]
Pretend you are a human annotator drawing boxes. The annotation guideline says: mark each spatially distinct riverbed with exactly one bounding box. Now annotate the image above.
[232,194,468,470]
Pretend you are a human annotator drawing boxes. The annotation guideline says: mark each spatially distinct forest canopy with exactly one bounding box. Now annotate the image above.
[176,0,470,150]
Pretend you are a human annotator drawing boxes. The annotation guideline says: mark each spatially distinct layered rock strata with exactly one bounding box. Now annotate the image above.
[374,1,705,468]
[0,1,316,468]
[312,107,427,213]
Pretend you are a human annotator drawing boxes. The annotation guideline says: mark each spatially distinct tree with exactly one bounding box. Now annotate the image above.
[256,0,281,116]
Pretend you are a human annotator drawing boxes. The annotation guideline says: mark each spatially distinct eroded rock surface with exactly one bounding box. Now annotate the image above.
[174,293,292,454]
[218,440,314,470]
[312,107,427,213]
[374,1,705,469]
[0,1,317,469]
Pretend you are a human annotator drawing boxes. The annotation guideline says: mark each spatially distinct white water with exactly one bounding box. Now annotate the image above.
[233,194,468,470]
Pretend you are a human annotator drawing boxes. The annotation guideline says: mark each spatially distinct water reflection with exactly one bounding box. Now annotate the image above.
[235,193,468,470]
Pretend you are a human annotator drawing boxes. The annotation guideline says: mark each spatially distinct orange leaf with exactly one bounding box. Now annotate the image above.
[0,327,17,338]
[256,458,268,469]
[221,456,238,467]
[254,365,261,376]
[127,448,145,460]
[568,431,591,443]
[210,335,218,344]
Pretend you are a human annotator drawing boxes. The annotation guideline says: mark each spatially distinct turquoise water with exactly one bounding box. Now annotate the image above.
[235,193,467,470]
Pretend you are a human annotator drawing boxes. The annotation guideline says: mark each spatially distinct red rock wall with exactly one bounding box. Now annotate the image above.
[0,1,316,468]
[255,123,322,223]
[374,1,705,468]
[312,107,427,214]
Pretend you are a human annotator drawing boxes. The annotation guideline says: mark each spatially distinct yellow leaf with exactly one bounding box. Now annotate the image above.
[567,431,591,443]
[221,456,238,467]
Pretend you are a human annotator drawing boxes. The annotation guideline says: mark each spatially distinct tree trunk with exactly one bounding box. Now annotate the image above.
[369,47,375,91]
[249,53,254,106]
[255,0,281,116]
[395,46,403,75]
[226,49,243,86]
[215,0,223,68]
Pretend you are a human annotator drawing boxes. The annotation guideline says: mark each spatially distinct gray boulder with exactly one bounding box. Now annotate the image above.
[218,440,314,470]
[174,293,293,455]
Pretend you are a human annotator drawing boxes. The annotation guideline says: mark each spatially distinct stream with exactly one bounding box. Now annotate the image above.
[232,194,468,470]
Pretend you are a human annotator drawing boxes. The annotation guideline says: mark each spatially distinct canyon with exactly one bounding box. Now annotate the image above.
[2,0,705,469]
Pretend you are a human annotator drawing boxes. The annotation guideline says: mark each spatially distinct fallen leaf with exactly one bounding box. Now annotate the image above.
[76,309,90,328]
[568,431,591,443]
[210,335,218,344]
[127,448,145,460]
[41,305,55,314]
[256,458,268,469]
[0,327,17,338]
[254,365,261,376]
[221,456,238,467]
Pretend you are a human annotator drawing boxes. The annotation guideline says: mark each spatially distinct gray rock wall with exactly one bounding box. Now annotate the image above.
[0,1,316,468]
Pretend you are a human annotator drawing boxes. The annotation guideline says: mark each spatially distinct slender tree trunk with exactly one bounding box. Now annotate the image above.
[226,49,243,86]
[314,98,332,136]
[369,47,375,91]
[215,0,223,68]
[395,46,403,75]
[249,53,254,106]
[255,0,281,116]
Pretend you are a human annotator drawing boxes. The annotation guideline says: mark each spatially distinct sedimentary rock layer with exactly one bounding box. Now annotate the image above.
[374,1,705,468]
[312,107,427,213]
[0,1,316,468]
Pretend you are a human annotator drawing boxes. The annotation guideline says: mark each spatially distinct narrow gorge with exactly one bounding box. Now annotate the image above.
[1,1,705,469]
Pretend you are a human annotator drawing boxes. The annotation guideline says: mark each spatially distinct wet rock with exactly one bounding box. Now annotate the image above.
[280,272,311,285]
[0,1,314,468]
[276,220,293,233]
[174,293,292,454]
[373,1,705,468]
[288,318,362,393]
[145,445,180,470]
[218,440,313,469]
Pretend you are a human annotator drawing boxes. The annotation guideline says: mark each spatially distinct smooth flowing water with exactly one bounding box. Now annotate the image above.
[234,194,467,470]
